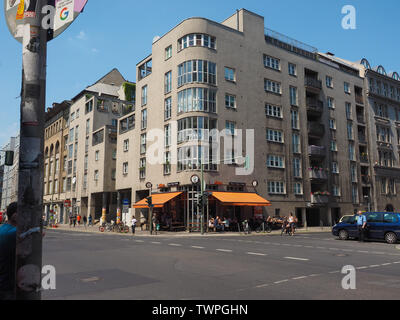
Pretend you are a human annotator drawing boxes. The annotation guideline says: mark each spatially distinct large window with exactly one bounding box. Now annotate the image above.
[265,104,282,118]
[264,79,281,94]
[177,88,216,113]
[268,181,285,195]
[141,109,147,130]
[177,117,217,143]
[178,60,216,87]
[119,115,135,133]
[267,155,284,168]
[164,97,172,120]
[224,67,235,81]
[266,129,283,143]
[178,34,216,51]
[141,85,147,106]
[263,55,280,70]
[178,145,217,171]
[165,71,172,93]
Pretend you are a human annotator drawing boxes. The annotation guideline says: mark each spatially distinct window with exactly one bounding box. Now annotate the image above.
[112,149,117,160]
[376,125,391,143]
[139,158,146,179]
[84,155,88,170]
[76,109,80,119]
[346,102,352,119]
[165,71,172,93]
[140,134,147,154]
[225,121,236,135]
[352,185,358,204]
[389,178,396,194]
[164,125,171,147]
[265,104,282,118]
[264,55,280,70]
[138,59,152,80]
[326,76,333,88]
[177,117,217,143]
[225,94,236,109]
[71,112,75,122]
[344,82,351,94]
[333,185,340,197]
[268,181,285,195]
[289,87,298,106]
[224,67,235,81]
[327,97,335,109]
[291,110,299,129]
[178,60,217,87]
[68,144,73,159]
[264,79,281,94]
[165,45,172,60]
[292,134,300,153]
[141,109,147,130]
[288,63,297,76]
[384,213,398,223]
[123,162,128,175]
[62,178,67,193]
[86,119,90,135]
[293,158,301,178]
[349,143,355,161]
[164,152,171,175]
[266,129,283,143]
[332,162,339,174]
[329,119,336,130]
[85,99,93,113]
[374,102,388,118]
[350,164,357,182]
[267,155,284,168]
[178,34,216,51]
[69,128,74,143]
[331,140,337,152]
[141,85,147,106]
[294,182,303,195]
[178,88,216,113]
[95,150,99,161]
[164,97,172,120]
[123,139,129,152]
[94,170,99,181]
[347,122,353,140]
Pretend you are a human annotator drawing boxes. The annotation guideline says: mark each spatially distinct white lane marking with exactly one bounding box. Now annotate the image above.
[369,265,380,268]
[255,284,269,288]
[216,249,233,253]
[381,263,392,266]
[284,257,310,261]
[358,251,370,253]
[308,274,321,277]
[247,252,267,256]
[135,240,144,243]
[274,279,289,284]
[191,246,205,249]
[292,276,308,280]
[151,241,161,244]
[356,266,368,270]
[393,261,400,264]
[168,243,182,247]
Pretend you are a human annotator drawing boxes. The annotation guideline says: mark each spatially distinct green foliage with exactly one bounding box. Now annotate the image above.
[123,82,136,102]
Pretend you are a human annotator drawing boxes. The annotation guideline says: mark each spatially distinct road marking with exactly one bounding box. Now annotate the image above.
[292,276,308,280]
[216,249,233,253]
[358,251,369,253]
[393,261,400,264]
[284,257,310,261]
[191,246,205,249]
[168,243,182,247]
[247,252,267,256]
[151,241,161,244]
[308,274,321,277]
[381,263,392,266]
[356,266,368,270]
[274,279,289,284]
[135,240,144,243]
[369,265,380,268]
[255,284,269,288]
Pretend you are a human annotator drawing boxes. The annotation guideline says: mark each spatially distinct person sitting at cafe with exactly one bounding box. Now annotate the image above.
[208,218,215,232]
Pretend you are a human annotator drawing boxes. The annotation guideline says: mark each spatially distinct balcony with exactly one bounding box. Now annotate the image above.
[355,94,364,105]
[309,169,328,181]
[308,145,326,158]
[360,154,369,164]
[361,175,371,185]
[358,134,367,144]
[308,123,325,137]
[305,77,322,92]
[311,194,329,205]
[357,115,366,125]
[306,98,323,116]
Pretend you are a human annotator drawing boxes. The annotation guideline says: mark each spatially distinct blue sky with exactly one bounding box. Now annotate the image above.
[0,0,399,147]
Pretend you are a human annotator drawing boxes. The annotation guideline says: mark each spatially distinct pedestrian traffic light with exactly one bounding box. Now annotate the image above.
[4,151,14,166]
[145,196,153,208]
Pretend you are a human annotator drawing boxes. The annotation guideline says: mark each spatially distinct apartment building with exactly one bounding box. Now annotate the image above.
[53,68,135,223]
[340,58,400,212]
[43,100,71,223]
[1,136,19,210]
[115,9,367,228]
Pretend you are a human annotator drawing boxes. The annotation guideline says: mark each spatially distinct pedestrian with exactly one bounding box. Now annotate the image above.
[357,211,368,242]
[0,202,18,300]
[288,213,295,236]
[131,217,137,234]
[88,215,92,227]
[83,216,87,228]
[73,214,77,228]
[152,214,157,235]
[77,214,81,226]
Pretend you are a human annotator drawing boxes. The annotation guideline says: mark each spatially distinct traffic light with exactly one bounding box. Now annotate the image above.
[4,151,14,166]
[145,196,153,208]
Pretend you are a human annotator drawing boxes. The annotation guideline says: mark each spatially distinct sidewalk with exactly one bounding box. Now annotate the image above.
[47,224,333,238]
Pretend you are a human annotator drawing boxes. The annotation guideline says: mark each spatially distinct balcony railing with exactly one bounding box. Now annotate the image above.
[309,169,328,180]
[311,194,329,204]
[360,155,369,163]
[308,145,326,157]
[306,98,323,114]
[305,77,322,90]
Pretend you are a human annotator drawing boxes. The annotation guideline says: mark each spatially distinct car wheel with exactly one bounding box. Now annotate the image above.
[339,229,349,240]
[385,232,398,244]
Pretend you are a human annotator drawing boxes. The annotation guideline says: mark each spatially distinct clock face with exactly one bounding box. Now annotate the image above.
[191,175,200,184]
[252,180,258,187]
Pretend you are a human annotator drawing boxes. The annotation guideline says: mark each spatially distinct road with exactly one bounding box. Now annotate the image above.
[42,230,400,300]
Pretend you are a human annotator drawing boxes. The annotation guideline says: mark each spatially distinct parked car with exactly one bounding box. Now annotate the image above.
[332,212,400,244]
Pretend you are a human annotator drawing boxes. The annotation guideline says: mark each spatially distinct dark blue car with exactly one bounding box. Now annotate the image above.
[332,212,400,244]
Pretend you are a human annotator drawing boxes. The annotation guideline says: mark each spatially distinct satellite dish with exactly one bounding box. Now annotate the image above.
[4,0,89,43]
[152,35,160,44]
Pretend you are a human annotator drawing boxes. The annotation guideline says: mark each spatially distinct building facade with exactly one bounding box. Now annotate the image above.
[1,136,19,210]
[115,9,368,228]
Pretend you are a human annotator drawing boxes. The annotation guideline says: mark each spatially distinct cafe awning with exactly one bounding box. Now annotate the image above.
[211,192,271,207]
[133,192,183,209]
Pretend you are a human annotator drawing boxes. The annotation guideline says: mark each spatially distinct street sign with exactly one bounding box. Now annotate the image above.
[4,0,88,43]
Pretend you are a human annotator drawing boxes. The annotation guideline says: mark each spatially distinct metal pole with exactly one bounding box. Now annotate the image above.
[149,188,152,235]
[200,150,204,235]
[15,0,47,300]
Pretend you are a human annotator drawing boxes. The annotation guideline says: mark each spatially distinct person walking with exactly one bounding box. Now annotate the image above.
[83,216,87,228]
[0,202,17,300]
[73,214,77,228]
[288,213,295,236]
[152,214,158,235]
[357,211,368,242]
[88,215,93,227]
[77,214,81,227]
[131,217,137,234]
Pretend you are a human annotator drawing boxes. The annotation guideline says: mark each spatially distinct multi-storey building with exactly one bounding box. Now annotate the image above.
[115,9,367,228]
[342,58,400,212]
[43,100,71,223]
[56,68,135,223]
[1,136,19,210]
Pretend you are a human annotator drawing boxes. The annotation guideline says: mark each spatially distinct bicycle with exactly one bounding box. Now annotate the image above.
[99,222,113,232]
[255,222,272,233]
[114,222,130,233]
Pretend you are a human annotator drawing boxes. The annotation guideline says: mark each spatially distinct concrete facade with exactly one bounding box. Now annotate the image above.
[1,136,19,211]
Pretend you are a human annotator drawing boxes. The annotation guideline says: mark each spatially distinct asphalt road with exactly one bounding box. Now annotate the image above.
[42,230,400,300]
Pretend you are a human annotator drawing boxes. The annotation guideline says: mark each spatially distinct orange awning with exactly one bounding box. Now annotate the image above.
[211,192,271,207]
[133,192,183,209]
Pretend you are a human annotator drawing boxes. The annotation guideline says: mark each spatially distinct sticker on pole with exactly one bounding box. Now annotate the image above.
[4,0,88,43]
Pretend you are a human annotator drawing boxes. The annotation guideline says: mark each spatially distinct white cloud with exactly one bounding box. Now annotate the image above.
[76,31,87,40]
